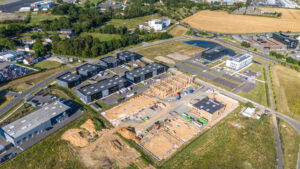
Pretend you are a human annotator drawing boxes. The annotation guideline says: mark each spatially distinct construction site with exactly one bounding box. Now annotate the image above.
[101,71,240,161]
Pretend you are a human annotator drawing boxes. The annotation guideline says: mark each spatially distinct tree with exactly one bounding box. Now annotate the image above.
[33,39,47,57]
[241,41,250,48]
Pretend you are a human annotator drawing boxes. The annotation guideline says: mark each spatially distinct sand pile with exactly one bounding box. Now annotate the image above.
[81,119,97,137]
[61,129,88,147]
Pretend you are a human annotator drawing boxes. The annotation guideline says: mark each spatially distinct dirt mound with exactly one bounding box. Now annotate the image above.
[61,129,89,147]
[117,127,138,142]
[79,129,141,169]
[81,119,97,137]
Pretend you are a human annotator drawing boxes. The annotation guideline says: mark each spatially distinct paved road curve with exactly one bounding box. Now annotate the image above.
[0,67,76,117]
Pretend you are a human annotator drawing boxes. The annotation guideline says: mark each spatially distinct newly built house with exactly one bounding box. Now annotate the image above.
[76,75,130,103]
[125,62,166,83]
[190,97,225,122]
[76,63,101,78]
[117,51,140,63]
[0,101,71,146]
[226,53,253,70]
[139,18,171,32]
[99,56,121,68]
[56,72,81,88]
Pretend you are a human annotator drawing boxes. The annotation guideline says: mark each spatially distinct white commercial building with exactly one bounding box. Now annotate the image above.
[226,53,253,70]
[0,101,70,146]
[139,18,171,32]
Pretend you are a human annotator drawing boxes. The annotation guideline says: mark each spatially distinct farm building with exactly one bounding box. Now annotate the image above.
[226,53,252,70]
[76,75,130,103]
[56,72,81,88]
[117,51,140,63]
[272,33,298,49]
[0,101,71,146]
[125,62,166,83]
[190,97,225,122]
[99,56,121,68]
[76,63,101,78]
[201,46,227,62]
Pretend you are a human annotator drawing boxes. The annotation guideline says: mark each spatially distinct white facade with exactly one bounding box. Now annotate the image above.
[139,18,171,32]
[226,53,253,70]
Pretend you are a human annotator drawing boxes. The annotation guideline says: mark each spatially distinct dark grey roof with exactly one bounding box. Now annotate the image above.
[117,51,137,58]
[126,62,165,77]
[203,46,226,55]
[273,33,298,41]
[57,72,80,82]
[193,97,224,114]
[1,101,70,139]
[77,75,127,96]
[100,56,119,64]
[77,63,100,73]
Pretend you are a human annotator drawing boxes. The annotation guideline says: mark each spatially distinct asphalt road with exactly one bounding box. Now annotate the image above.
[0,66,76,117]
[265,64,284,169]
[0,0,40,12]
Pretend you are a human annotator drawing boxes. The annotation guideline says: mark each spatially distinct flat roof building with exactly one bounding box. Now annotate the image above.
[190,97,225,122]
[117,51,140,63]
[76,75,130,103]
[76,63,101,78]
[248,38,286,51]
[0,101,70,146]
[226,53,252,70]
[272,33,298,49]
[125,62,166,83]
[201,46,227,62]
[56,72,81,88]
[99,56,121,68]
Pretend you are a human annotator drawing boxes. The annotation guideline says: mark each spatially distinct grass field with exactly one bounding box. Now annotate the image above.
[104,14,161,29]
[182,9,300,33]
[167,25,188,37]
[239,82,268,107]
[0,95,13,110]
[271,65,300,122]
[134,40,200,60]
[34,60,63,70]
[30,14,63,25]
[278,119,300,169]
[80,32,121,41]
[161,112,277,169]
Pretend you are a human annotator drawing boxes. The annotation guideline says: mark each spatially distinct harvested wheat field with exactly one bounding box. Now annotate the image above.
[182,9,300,33]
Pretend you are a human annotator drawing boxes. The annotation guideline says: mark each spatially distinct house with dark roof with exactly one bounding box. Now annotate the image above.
[56,72,81,88]
[99,56,121,68]
[76,63,101,78]
[116,50,140,63]
[125,62,166,83]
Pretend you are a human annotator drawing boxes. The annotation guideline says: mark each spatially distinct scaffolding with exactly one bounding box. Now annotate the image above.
[145,73,193,98]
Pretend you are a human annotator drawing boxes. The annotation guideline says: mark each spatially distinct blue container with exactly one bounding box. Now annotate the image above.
[189,89,194,93]
[176,96,181,100]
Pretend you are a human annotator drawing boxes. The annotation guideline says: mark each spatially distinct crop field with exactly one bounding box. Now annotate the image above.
[182,9,300,33]
[271,65,300,121]
[161,112,277,169]
[278,119,300,169]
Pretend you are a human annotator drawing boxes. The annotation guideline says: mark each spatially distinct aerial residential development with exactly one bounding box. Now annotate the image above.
[0,0,300,168]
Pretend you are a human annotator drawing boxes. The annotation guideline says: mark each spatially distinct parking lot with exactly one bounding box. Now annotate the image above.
[0,63,35,83]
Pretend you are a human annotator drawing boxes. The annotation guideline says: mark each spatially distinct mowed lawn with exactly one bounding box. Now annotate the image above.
[271,65,300,121]
[278,119,300,169]
[80,32,121,41]
[104,14,161,29]
[30,14,63,25]
[161,113,277,169]
[182,9,300,33]
[34,60,63,69]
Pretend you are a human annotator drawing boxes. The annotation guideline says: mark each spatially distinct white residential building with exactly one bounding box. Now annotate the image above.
[139,18,171,32]
[226,53,253,70]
